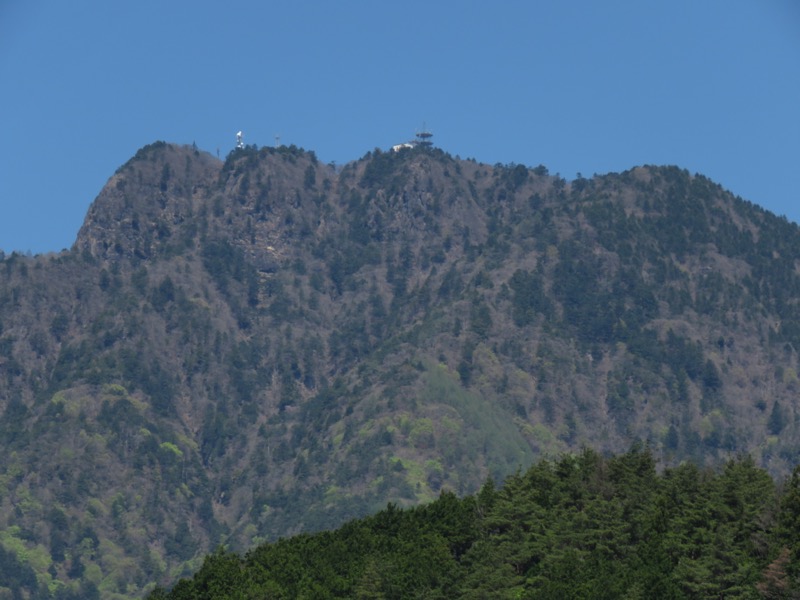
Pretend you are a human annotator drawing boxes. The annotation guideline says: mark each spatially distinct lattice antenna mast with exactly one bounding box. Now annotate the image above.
[415,122,433,148]
[236,131,244,149]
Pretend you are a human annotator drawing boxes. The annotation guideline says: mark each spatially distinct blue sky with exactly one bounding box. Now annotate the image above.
[1,1,798,254]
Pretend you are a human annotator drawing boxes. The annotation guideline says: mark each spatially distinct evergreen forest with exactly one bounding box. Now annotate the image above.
[149,447,800,599]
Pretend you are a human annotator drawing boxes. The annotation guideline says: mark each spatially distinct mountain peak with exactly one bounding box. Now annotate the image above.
[74,142,221,260]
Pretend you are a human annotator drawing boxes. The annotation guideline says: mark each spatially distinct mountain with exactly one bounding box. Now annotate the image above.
[1,140,800,598]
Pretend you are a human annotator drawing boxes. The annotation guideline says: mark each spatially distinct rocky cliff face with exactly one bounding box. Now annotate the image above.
[75,142,222,261]
[1,140,799,597]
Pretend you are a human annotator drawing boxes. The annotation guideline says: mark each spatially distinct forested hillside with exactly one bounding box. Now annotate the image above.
[149,447,800,599]
[2,140,800,597]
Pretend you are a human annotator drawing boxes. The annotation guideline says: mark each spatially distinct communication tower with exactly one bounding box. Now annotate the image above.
[236,131,244,149]
[391,123,435,153]
[415,123,433,148]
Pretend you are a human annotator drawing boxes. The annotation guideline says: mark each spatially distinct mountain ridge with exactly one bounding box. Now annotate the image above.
[1,140,799,598]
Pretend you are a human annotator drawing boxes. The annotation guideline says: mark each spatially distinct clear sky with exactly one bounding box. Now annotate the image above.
[1,1,798,254]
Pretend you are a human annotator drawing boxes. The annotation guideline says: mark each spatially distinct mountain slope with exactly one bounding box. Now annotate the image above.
[1,141,799,597]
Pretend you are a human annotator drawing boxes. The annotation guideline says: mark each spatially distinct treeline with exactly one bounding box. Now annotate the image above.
[148,446,800,599]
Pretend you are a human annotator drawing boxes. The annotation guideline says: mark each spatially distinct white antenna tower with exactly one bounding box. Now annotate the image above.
[275,134,281,147]
[236,131,244,149]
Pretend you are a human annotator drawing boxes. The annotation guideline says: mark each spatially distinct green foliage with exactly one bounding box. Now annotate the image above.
[508,268,552,326]
[149,448,798,599]
[0,543,39,598]
[201,240,250,294]
[117,141,168,173]
[768,401,786,435]
[421,363,532,481]
[359,148,407,189]
[304,164,316,190]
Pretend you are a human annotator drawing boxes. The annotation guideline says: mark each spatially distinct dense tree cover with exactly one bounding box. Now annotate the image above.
[148,447,797,599]
[7,144,800,598]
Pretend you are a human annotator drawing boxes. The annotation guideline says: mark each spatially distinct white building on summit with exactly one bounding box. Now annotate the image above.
[391,126,433,152]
